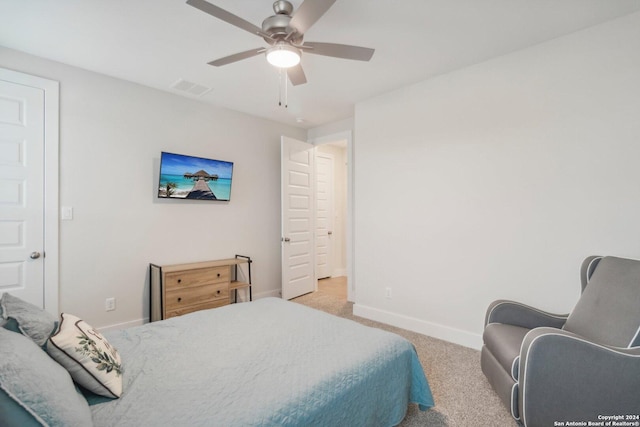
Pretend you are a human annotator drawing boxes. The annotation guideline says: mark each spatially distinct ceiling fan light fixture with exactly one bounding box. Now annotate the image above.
[266,44,301,68]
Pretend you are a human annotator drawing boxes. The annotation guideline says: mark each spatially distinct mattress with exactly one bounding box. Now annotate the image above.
[89,298,434,426]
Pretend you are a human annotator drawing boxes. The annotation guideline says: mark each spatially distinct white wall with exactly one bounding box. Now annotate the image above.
[353,12,640,349]
[307,118,354,141]
[0,47,306,329]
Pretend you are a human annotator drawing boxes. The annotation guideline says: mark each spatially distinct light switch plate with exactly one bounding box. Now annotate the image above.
[61,206,73,220]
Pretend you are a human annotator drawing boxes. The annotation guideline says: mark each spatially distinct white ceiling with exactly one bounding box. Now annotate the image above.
[2,0,640,129]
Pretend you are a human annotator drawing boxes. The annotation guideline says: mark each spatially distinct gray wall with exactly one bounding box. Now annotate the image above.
[0,47,306,329]
[353,12,640,348]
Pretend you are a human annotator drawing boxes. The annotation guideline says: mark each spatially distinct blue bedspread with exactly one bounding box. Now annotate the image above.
[90,298,434,426]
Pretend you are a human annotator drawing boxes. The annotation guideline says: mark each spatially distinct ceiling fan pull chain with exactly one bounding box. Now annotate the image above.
[285,71,288,108]
[278,67,282,107]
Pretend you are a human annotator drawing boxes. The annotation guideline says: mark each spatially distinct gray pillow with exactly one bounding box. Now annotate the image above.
[0,296,5,329]
[0,293,57,347]
[0,387,42,427]
[0,328,94,427]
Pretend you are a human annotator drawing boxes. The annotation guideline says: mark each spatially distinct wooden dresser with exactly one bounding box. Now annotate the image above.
[150,256,251,321]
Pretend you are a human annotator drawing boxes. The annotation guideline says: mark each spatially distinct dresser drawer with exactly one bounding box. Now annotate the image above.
[165,299,229,319]
[164,266,229,290]
[164,282,229,312]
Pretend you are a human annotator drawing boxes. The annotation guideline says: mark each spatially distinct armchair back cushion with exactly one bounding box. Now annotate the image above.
[563,256,640,348]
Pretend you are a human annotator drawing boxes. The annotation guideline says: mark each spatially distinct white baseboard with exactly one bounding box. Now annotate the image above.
[253,288,281,299]
[332,268,347,277]
[230,287,281,302]
[353,303,482,350]
[96,291,283,331]
[97,317,148,333]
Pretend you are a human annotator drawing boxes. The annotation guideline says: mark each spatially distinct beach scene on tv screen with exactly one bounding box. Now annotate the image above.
[158,152,233,200]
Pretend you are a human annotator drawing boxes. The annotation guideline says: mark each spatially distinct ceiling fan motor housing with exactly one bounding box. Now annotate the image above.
[262,0,302,45]
[272,0,293,15]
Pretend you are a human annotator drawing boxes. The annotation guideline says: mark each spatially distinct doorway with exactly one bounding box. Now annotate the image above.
[313,133,351,301]
[281,131,354,302]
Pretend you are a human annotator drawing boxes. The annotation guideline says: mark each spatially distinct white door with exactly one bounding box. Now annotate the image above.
[0,78,46,307]
[281,136,315,300]
[315,153,333,279]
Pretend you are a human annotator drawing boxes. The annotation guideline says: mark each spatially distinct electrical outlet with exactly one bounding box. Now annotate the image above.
[385,288,392,299]
[105,297,116,311]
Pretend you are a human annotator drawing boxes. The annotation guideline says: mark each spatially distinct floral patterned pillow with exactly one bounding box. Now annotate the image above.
[47,313,123,398]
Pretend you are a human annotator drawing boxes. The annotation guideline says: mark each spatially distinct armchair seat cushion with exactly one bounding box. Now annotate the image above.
[483,323,530,380]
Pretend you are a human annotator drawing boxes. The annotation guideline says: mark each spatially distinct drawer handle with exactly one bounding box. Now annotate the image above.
[177,279,182,283]
[177,297,182,302]
[217,273,221,277]
[216,290,221,295]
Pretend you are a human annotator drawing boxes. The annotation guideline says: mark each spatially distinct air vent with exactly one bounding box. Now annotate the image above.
[170,79,212,97]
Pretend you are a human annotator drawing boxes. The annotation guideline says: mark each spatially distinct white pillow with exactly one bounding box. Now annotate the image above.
[47,313,123,398]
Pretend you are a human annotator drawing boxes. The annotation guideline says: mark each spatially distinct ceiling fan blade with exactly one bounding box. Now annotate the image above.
[302,42,375,61]
[186,0,267,38]
[289,0,336,35]
[208,48,265,67]
[287,64,307,86]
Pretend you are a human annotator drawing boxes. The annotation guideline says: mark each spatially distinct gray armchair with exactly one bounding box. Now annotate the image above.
[481,256,640,426]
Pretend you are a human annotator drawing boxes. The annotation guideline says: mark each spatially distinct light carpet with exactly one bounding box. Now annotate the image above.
[292,280,516,426]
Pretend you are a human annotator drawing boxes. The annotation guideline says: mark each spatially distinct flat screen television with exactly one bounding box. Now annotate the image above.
[158,151,234,201]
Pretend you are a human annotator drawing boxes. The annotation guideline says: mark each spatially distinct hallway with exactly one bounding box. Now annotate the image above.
[317,276,347,300]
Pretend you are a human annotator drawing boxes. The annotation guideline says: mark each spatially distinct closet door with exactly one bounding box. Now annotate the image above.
[0,68,58,313]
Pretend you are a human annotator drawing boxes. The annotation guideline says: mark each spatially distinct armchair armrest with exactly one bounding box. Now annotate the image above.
[519,327,640,427]
[485,300,568,329]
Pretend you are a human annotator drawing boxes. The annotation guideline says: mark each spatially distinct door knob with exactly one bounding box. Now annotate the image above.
[30,251,41,259]
[282,237,291,242]
[328,231,333,235]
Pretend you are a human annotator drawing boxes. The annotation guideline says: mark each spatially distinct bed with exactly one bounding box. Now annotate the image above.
[1,296,434,427]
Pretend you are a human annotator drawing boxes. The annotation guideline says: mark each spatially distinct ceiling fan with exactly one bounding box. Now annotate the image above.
[186,0,375,86]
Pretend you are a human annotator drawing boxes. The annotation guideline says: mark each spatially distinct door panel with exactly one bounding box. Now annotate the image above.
[0,80,45,307]
[315,154,333,279]
[281,136,315,300]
